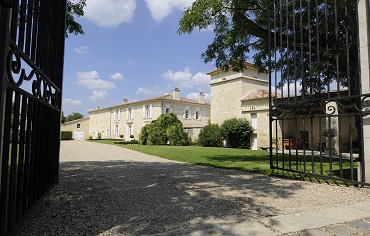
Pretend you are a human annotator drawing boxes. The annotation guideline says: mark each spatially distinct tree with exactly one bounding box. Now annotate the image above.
[65,112,84,122]
[178,0,358,93]
[66,0,86,38]
[220,118,253,148]
[198,122,223,147]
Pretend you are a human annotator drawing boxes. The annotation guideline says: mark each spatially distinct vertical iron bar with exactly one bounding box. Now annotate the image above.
[8,92,21,231]
[0,89,13,235]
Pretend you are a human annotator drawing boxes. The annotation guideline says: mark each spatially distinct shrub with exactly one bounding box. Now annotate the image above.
[139,125,148,145]
[220,118,253,148]
[198,123,223,147]
[61,131,73,140]
[166,124,189,146]
[142,113,188,146]
[97,132,102,140]
[120,134,124,139]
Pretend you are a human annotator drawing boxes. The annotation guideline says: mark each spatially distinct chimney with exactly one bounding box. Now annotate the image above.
[199,92,205,103]
[173,88,180,100]
[122,98,128,104]
[96,106,100,110]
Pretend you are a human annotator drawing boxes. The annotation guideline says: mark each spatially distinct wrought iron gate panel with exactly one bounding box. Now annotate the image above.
[0,0,66,234]
[268,0,370,185]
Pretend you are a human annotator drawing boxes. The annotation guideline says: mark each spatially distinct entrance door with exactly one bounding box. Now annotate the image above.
[251,134,258,150]
[74,132,84,140]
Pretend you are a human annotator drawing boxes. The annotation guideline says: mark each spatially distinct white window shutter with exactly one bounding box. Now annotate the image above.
[199,110,202,120]
[143,105,145,118]
[114,110,117,120]
[189,110,191,119]
[183,110,186,118]
[194,110,196,119]
[118,109,121,120]
[149,104,152,118]
[126,108,129,119]
[117,125,120,136]
[131,107,134,119]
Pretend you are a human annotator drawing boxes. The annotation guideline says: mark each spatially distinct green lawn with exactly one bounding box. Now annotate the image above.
[124,145,272,174]
[91,140,357,183]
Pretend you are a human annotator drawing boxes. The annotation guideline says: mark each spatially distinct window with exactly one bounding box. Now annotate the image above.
[143,104,152,118]
[114,124,120,136]
[77,124,80,129]
[114,109,121,120]
[194,107,201,120]
[183,106,191,119]
[251,113,257,129]
[126,124,134,140]
[127,107,134,120]
[106,129,109,137]
[164,104,172,114]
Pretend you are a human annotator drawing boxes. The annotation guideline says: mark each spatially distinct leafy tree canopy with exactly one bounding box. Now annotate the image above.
[178,0,358,93]
[65,112,84,122]
[66,0,86,38]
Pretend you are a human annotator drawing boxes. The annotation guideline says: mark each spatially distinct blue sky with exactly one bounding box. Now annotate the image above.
[62,0,216,117]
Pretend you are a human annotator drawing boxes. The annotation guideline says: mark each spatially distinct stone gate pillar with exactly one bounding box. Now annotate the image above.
[358,0,370,183]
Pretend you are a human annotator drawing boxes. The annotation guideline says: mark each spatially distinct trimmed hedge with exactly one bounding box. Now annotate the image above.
[61,131,73,140]
[114,140,139,145]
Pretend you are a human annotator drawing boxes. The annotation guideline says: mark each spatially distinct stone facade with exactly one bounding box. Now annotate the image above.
[208,62,270,150]
[61,117,90,140]
[87,88,210,142]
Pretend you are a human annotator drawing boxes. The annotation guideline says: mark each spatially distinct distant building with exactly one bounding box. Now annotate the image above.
[85,88,210,141]
[61,117,90,140]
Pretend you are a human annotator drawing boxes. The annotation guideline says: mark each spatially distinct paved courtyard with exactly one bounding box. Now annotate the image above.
[17,141,370,235]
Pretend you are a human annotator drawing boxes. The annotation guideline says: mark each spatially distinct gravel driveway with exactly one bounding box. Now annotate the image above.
[18,141,370,235]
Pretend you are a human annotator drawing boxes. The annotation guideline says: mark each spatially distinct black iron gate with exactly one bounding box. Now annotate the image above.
[0,0,66,233]
[268,0,370,185]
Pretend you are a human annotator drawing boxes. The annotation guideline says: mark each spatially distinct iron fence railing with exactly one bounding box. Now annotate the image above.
[0,0,66,234]
[268,0,370,186]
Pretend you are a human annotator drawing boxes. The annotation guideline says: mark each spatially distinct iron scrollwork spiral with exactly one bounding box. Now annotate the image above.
[6,48,61,109]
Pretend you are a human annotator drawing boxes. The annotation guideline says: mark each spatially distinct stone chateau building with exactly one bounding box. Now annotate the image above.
[61,88,210,141]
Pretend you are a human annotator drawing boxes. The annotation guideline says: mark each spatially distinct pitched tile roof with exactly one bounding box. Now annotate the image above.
[241,89,271,101]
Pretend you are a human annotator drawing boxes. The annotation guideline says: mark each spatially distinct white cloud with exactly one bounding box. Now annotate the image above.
[63,98,83,106]
[136,87,164,96]
[187,92,210,103]
[84,0,137,28]
[110,73,124,80]
[76,71,116,90]
[162,67,211,91]
[74,46,89,54]
[145,0,194,22]
[89,90,108,102]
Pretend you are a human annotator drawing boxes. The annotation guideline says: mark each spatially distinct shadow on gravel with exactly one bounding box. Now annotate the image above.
[17,160,305,235]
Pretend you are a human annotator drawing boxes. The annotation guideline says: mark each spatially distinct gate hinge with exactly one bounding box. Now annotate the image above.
[0,0,12,7]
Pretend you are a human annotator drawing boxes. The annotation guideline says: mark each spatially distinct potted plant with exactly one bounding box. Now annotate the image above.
[120,134,124,139]
[130,134,134,140]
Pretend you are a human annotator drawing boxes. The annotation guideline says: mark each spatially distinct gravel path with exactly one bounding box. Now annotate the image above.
[17,141,370,235]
